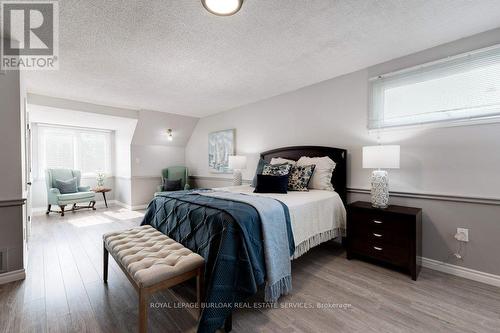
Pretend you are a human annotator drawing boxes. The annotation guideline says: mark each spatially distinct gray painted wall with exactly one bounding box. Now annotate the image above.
[0,47,25,274]
[186,28,500,276]
[0,69,22,200]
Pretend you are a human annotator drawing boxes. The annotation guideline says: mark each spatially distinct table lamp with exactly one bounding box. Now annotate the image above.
[362,145,400,208]
[228,155,247,186]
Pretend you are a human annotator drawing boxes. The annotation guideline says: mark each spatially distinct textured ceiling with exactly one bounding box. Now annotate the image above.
[25,0,500,117]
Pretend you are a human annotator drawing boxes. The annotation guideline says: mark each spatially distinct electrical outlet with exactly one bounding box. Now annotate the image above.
[456,228,469,242]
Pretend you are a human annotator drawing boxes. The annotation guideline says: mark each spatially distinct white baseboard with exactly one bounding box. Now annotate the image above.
[421,257,500,288]
[0,269,26,285]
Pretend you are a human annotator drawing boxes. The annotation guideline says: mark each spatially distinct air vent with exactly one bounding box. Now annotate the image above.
[0,249,7,273]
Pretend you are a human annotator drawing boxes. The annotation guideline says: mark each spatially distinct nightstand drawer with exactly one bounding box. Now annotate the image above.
[350,238,409,267]
[352,227,409,247]
[350,210,410,234]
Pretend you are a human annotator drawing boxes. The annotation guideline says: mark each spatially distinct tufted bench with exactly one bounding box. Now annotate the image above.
[103,225,205,333]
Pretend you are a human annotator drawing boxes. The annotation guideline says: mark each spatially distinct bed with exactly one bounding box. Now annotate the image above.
[216,184,346,259]
[141,146,347,333]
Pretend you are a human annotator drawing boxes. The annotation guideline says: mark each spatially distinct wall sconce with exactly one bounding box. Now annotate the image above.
[167,129,173,141]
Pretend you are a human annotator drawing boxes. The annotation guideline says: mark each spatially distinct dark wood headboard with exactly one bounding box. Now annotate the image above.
[260,146,347,205]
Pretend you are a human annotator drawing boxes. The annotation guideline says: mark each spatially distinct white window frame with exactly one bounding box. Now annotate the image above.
[36,123,113,179]
[369,44,500,130]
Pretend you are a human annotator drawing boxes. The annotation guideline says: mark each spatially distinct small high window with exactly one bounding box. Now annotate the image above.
[369,45,500,129]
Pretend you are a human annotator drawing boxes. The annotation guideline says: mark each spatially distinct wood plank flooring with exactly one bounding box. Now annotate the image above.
[1,206,499,333]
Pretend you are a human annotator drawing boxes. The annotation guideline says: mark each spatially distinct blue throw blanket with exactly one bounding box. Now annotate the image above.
[141,191,294,333]
[201,191,293,302]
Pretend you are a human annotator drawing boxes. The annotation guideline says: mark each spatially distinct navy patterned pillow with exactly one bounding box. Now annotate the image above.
[55,177,78,194]
[288,165,316,191]
[262,163,292,176]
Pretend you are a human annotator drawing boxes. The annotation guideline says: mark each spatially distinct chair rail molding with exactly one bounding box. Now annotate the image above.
[0,198,27,207]
[347,188,500,206]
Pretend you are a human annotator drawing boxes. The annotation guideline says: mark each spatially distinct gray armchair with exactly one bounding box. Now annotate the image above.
[45,169,96,216]
[155,166,190,194]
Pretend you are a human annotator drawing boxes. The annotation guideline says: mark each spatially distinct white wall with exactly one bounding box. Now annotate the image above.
[27,99,138,208]
[185,28,500,276]
[27,96,199,209]
[130,110,198,207]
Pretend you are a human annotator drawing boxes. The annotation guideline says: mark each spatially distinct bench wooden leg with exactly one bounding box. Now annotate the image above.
[196,267,204,318]
[224,313,232,332]
[139,289,148,333]
[103,242,109,283]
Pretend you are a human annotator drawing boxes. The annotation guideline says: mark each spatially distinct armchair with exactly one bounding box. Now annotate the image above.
[155,166,190,194]
[45,169,96,216]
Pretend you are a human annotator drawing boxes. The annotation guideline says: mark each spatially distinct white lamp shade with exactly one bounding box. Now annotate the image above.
[362,145,400,169]
[228,155,247,170]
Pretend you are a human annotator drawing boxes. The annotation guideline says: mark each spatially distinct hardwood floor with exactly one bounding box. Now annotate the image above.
[1,206,499,333]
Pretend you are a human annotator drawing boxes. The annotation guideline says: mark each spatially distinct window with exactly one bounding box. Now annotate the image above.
[369,45,500,129]
[38,125,112,178]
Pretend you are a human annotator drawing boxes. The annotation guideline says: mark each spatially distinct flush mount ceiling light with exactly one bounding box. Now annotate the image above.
[202,0,244,16]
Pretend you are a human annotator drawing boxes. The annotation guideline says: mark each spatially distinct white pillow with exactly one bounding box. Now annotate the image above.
[296,156,336,191]
[270,157,296,166]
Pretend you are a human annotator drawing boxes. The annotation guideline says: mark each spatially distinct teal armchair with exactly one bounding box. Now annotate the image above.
[156,166,190,194]
[45,169,96,216]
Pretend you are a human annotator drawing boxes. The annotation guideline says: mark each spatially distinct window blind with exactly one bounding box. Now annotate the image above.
[38,124,112,177]
[369,44,500,129]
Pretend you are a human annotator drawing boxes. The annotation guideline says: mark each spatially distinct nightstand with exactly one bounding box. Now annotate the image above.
[346,201,422,280]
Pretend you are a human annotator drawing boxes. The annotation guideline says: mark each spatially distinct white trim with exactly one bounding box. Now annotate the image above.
[35,122,113,133]
[0,269,26,285]
[368,114,500,133]
[421,257,500,288]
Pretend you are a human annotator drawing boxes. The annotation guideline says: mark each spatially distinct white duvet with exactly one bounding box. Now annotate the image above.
[214,185,346,259]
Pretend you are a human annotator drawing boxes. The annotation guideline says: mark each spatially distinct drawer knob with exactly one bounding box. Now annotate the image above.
[373,220,383,224]
[373,233,383,237]
[373,246,383,251]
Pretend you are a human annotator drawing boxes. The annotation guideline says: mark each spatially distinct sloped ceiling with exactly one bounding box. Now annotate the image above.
[25,0,500,117]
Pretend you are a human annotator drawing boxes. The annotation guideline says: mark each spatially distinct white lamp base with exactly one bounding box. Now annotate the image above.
[232,169,242,186]
[370,170,389,208]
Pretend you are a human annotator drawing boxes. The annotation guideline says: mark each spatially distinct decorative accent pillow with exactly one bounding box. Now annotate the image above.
[55,177,78,194]
[262,163,292,176]
[251,158,268,187]
[270,157,296,166]
[254,174,289,194]
[288,165,316,191]
[163,178,182,191]
[296,156,336,191]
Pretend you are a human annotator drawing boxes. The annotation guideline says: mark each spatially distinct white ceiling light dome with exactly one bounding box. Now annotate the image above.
[202,0,244,16]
